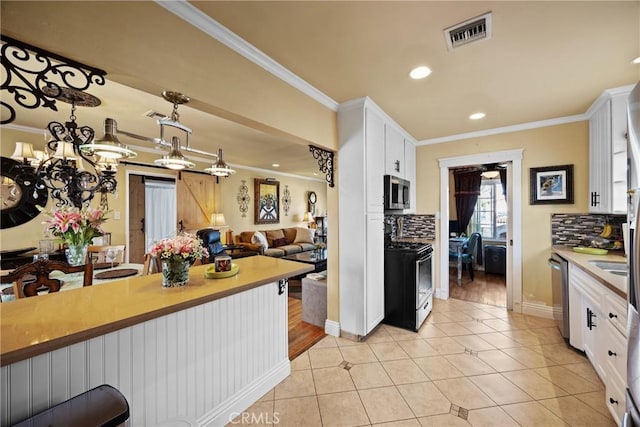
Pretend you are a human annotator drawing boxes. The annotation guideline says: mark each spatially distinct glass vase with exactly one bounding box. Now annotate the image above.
[65,243,89,266]
[161,258,191,287]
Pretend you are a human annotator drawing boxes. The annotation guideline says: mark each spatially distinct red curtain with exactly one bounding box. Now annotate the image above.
[454,169,483,234]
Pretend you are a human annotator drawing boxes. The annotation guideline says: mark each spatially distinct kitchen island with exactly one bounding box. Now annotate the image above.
[1,255,312,426]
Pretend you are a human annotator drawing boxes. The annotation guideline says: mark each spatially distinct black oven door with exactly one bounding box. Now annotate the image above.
[416,250,433,309]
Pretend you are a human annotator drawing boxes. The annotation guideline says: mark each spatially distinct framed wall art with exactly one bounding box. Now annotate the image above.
[529,164,574,205]
[254,178,280,224]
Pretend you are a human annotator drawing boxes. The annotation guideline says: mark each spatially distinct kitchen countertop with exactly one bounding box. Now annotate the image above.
[0,255,312,366]
[552,245,627,298]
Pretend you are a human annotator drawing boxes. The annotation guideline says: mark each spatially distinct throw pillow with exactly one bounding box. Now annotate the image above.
[251,232,268,249]
[272,237,288,248]
[265,229,286,247]
[293,227,315,244]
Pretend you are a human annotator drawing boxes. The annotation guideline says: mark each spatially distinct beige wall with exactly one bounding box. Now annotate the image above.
[416,121,590,307]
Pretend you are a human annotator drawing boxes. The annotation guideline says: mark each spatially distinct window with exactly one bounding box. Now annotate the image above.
[468,179,507,240]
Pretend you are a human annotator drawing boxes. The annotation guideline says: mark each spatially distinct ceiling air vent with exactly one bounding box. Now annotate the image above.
[444,12,492,51]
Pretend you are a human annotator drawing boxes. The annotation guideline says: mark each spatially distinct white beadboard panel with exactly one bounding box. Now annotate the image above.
[0,281,289,426]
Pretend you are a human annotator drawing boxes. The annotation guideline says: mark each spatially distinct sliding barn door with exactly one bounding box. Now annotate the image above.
[177,172,217,232]
[128,175,146,264]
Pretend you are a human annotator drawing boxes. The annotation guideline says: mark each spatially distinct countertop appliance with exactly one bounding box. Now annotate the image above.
[548,253,570,340]
[384,175,410,210]
[624,81,640,427]
[383,241,433,331]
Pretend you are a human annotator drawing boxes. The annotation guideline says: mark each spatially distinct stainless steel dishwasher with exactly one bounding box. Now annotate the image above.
[548,253,569,340]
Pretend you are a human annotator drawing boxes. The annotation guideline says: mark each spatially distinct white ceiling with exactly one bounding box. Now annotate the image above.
[2,1,639,178]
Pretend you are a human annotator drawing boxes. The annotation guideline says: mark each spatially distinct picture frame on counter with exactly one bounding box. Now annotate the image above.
[529,164,574,205]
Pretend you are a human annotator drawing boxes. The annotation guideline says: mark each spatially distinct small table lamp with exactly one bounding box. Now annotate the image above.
[211,213,228,244]
[302,212,315,228]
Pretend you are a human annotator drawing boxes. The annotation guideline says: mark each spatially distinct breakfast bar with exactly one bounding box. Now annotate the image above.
[1,256,312,426]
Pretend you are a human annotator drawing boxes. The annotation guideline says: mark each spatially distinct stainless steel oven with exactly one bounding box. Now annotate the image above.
[384,242,433,331]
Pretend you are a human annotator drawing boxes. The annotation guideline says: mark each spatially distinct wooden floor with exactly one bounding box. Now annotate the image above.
[288,296,325,360]
[448,267,507,307]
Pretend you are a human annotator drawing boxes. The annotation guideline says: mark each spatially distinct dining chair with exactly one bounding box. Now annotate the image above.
[0,258,93,298]
[142,253,161,275]
[88,244,126,264]
[448,232,481,281]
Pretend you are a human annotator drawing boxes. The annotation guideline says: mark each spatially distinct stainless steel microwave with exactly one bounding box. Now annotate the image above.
[384,175,410,210]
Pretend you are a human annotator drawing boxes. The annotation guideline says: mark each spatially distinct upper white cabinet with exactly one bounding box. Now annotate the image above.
[384,124,405,177]
[404,139,416,213]
[588,87,632,214]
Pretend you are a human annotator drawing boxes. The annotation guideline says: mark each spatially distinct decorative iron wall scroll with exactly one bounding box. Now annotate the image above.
[237,180,250,217]
[309,145,334,187]
[282,185,291,216]
[0,35,107,125]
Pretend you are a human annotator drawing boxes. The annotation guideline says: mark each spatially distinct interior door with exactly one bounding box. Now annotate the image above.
[128,175,146,264]
[176,171,217,232]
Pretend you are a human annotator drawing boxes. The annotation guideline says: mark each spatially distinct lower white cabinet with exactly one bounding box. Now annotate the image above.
[568,263,627,424]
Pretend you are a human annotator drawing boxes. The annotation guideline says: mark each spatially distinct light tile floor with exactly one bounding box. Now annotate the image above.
[228,298,616,426]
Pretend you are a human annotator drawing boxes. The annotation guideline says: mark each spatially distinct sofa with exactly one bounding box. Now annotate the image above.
[234,227,316,258]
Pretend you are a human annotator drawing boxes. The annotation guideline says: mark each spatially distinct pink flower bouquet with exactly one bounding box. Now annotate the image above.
[150,233,209,264]
[41,206,108,246]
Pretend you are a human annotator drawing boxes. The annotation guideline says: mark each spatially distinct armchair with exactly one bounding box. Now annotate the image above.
[196,229,227,263]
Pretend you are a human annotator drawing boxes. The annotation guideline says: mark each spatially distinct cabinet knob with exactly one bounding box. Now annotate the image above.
[610,397,619,405]
[609,312,618,319]
[608,350,617,357]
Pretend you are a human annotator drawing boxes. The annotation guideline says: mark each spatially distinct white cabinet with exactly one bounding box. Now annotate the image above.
[567,262,628,424]
[338,98,386,337]
[589,89,631,214]
[404,139,416,213]
[384,124,405,177]
[365,213,385,332]
[366,108,385,213]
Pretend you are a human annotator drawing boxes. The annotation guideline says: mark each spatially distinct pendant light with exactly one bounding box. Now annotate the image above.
[80,118,137,160]
[154,136,195,170]
[205,148,236,177]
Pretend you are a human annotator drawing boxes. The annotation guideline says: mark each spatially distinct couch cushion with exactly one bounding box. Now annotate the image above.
[283,228,297,244]
[294,227,315,244]
[264,248,285,257]
[251,231,268,249]
[280,245,302,255]
[272,237,288,248]
[240,231,256,244]
[265,229,285,247]
[297,242,315,252]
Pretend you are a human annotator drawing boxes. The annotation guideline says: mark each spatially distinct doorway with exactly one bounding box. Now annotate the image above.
[438,149,523,312]
[127,173,177,263]
[448,172,508,307]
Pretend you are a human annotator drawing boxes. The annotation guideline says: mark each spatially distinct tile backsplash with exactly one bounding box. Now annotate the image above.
[384,214,436,240]
[551,213,626,247]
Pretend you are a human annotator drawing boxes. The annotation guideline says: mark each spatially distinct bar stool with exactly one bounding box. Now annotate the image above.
[13,384,129,427]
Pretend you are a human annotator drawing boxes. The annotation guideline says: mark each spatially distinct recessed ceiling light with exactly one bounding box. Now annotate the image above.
[272,163,280,167]
[313,172,318,176]
[469,112,486,120]
[633,56,640,64]
[409,66,432,80]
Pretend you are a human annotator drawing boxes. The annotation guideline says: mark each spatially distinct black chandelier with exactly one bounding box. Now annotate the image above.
[10,87,136,209]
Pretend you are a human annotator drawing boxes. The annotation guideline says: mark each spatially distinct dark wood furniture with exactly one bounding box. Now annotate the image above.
[1,258,93,298]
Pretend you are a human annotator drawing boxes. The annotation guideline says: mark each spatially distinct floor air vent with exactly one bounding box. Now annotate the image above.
[444,12,492,51]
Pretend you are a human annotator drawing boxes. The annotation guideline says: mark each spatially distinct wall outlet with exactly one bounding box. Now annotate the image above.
[114,211,121,220]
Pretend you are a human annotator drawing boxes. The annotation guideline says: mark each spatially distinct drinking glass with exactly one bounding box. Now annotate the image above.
[105,248,118,268]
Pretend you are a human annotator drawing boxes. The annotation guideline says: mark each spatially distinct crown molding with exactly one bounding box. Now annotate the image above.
[156,0,339,112]
[2,123,43,134]
[418,114,587,146]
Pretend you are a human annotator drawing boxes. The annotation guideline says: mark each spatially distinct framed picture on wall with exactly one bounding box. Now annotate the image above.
[254,178,280,224]
[529,164,574,205]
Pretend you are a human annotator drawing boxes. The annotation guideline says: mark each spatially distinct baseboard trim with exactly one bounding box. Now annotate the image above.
[200,358,290,426]
[325,319,340,337]
[522,301,555,319]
